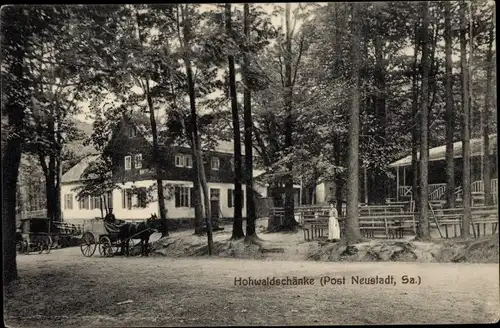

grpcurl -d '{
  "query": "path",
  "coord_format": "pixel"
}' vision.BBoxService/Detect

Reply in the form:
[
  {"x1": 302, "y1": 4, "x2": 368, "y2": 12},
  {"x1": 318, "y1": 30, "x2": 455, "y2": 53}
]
[{"x1": 4, "y1": 247, "x2": 499, "y2": 327}]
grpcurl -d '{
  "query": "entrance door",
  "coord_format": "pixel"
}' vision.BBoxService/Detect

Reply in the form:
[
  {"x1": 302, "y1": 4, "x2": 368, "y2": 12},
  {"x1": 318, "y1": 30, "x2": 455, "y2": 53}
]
[{"x1": 210, "y1": 189, "x2": 220, "y2": 226}]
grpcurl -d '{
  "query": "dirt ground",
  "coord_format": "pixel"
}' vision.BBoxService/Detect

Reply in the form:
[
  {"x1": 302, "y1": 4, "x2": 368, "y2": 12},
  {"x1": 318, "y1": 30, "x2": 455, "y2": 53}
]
[
  {"x1": 4, "y1": 244, "x2": 500, "y2": 327},
  {"x1": 5, "y1": 219, "x2": 499, "y2": 326},
  {"x1": 149, "y1": 219, "x2": 499, "y2": 264}
]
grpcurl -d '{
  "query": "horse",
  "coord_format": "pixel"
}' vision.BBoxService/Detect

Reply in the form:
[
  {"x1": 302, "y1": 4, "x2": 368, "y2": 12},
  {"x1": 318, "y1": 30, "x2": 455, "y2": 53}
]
[{"x1": 118, "y1": 213, "x2": 163, "y2": 257}]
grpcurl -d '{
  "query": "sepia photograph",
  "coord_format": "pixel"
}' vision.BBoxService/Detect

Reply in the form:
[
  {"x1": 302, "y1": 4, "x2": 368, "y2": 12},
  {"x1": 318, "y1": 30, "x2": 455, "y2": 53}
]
[{"x1": 2, "y1": 2, "x2": 498, "y2": 326}]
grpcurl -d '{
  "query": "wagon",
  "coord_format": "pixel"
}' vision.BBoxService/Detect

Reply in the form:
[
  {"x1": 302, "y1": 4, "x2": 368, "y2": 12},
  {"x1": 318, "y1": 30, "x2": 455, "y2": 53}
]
[
  {"x1": 79, "y1": 218, "x2": 139, "y2": 257},
  {"x1": 16, "y1": 217, "x2": 53, "y2": 255}
]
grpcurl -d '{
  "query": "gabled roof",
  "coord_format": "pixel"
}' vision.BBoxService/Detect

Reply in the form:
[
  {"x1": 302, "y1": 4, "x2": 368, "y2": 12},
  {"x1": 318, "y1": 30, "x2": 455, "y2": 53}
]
[
  {"x1": 389, "y1": 134, "x2": 497, "y2": 168},
  {"x1": 122, "y1": 112, "x2": 245, "y2": 155},
  {"x1": 61, "y1": 154, "x2": 101, "y2": 184},
  {"x1": 61, "y1": 154, "x2": 265, "y2": 184}
]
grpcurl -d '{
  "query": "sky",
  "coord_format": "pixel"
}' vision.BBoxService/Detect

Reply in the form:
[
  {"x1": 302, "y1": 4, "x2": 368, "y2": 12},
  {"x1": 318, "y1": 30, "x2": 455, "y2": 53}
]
[
  {"x1": 75, "y1": 3, "x2": 306, "y2": 123},
  {"x1": 74, "y1": 2, "x2": 493, "y2": 123}
]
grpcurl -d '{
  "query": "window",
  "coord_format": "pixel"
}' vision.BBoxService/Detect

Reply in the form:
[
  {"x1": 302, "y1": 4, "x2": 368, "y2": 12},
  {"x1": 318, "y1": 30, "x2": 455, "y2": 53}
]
[
  {"x1": 211, "y1": 157, "x2": 220, "y2": 170},
  {"x1": 128, "y1": 126, "x2": 137, "y2": 137},
  {"x1": 124, "y1": 156, "x2": 132, "y2": 170},
  {"x1": 79, "y1": 196, "x2": 90, "y2": 210},
  {"x1": 175, "y1": 154, "x2": 192, "y2": 168},
  {"x1": 90, "y1": 196, "x2": 101, "y2": 210},
  {"x1": 175, "y1": 186, "x2": 190, "y2": 207},
  {"x1": 185, "y1": 155, "x2": 193, "y2": 168},
  {"x1": 134, "y1": 154, "x2": 142, "y2": 169},
  {"x1": 64, "y1": 194, "x2": 73, "y2": 210},
  {"x1": 122, "y1": 188, "x2": 147, "y2": 210},
  {"x1": 175, "y1": 154, "x2": 183, "y2": 167},
  {"x1": 227, "y1": 189, "x2": 244, "y2": 208},
  {"x1": 137, "y1": 188, "x2": 148, "y2": 208}
]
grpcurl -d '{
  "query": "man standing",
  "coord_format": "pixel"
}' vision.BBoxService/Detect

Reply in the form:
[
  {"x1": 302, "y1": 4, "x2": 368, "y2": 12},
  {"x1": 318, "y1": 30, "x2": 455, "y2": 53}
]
[{"x1": 104, "y1": 208, "x2": 116, "y2": 224}]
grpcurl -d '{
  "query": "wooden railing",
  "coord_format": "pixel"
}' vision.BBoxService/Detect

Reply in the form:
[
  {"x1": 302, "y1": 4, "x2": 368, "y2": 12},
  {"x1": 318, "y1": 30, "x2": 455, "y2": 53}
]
[
  {"x1": 398, "y1": 186, "x2": 412, "y2": 197},
  {"x1": 429, "y1": 185, "x2": 446, "y2": 200}
]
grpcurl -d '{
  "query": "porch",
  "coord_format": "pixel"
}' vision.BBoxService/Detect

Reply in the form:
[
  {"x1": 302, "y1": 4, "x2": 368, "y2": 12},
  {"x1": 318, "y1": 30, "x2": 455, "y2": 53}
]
[{"x1": 397, "y1": 179, "x2": 498, "y2": 204}]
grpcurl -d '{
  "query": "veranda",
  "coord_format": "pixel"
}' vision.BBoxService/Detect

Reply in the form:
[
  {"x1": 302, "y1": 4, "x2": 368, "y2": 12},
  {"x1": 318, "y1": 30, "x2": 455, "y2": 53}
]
[{"x1": 390, "y1": 135, "x2": 498, "y2": 206}]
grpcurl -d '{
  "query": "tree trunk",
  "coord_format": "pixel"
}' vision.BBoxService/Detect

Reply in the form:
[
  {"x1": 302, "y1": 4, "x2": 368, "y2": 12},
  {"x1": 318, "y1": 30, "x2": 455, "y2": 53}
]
[
  {"x1": 133, "y1": 8, "x2": 169, "y2": 238},
  {"x1": 334, "y1": 134, "x2": 344, "y2": 216},
  {"x1": 427, "y1": 14, "x2": 439, "y2": 146},
  {"x1": 482, "y1": 14, "x2": 493, "y2": 206},
  {"x1": 2, "y1": 72, "x2": 26, "y2": 285},
  {"x1": 345, "y1": 2, "x2": 363, "y2": 243},
  {"x1": 226, "y1": 3, "x2": 244, "y2": 240},
  {"x1": 195, "y1": 135, "x2": 212, "y2": 238},
  {"x1": 180, "y1": 4, "x2": 212, "y2": 251},
  {"x1": 460, "y1": 0, "x2": 471, "y2": 237},
  {"x1": 417, "y1": 1, "x2": 431, "y2": 240},
  {"x1": 282, "y1": 3, "x2": 297, "y2": 231},
  {"x1": 411, "y1": 21, "x2": 420, "y2": 211},
  {"x1": 444, "y1": 1, "x2": 455, "y2": 209},
  {"x1": 191, "y1": 152, "x2": 204, "y2": 235},
  {"x1": 100, "y1": 195, "x2": 104, "y2": 219},
  {"x1": 243, "y1": 3, "x2": 258, "y2": 240},
  {"x1": 54, "y1": 149, "x2": 62, "y2": 222},
  {"x1": 145, "y1": 80, "x2": 169, "y2": 238},
  {"x1": 2, "y1": 123, "x2": 23, "y2": 284},
  {"x1": 372, "y1": 26, "x2": 386, "y2": 204}
]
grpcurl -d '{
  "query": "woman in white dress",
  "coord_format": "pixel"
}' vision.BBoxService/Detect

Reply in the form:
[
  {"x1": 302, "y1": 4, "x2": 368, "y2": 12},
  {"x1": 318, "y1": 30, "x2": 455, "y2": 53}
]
[{"x1": 328, "y1": 203, "x2": 340, "y2": 242}]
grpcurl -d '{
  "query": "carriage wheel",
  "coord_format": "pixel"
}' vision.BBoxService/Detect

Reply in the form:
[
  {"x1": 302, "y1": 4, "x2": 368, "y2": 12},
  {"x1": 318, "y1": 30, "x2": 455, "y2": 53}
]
[
  {"x1": 99, "y1": 236, "x2": 114, "y2": 257},
  {"x1": 124, "y1": 239, "x2": 136, "y2": 257},
  {"x1": 80, "y1": 232, "x2": 97, "y2": 257}
]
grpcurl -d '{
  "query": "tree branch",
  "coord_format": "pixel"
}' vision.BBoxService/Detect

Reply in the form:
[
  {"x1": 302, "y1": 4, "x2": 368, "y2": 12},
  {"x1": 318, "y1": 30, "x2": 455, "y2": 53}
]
[{"x1": 292, "y1": 32, "x2": 305, "y2": 86}]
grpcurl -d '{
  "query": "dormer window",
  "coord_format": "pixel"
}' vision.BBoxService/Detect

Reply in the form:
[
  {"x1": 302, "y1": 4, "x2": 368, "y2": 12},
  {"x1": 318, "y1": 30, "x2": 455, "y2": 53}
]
[
  {"x1": 211, "y1": 157, "x2": 220, "y2": 171},
  {"x1": 185, "y1": 155, "x2": 193, "y2": 168},
  {"x1": 134, "y1": 154, "x2": 142, "y2": 169},
  {"x1": 175, "y1": 154, "x2": 183, "y2": 167},
  {"x1": 124, "y1": 156, "x2": 132, "y2": 170},
  {"x1": 175, "y1": 154, "x2": 192, "y2": 168},
  {"x1": 128, "y1": 126, "x2": 137, "y2": 138}
]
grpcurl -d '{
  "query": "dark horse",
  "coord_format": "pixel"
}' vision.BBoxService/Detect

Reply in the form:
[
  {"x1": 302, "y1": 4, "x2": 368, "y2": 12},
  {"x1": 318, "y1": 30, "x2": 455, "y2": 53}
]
[{"x1": 117, "y1": 213, "x2": 163, "y2": 256}]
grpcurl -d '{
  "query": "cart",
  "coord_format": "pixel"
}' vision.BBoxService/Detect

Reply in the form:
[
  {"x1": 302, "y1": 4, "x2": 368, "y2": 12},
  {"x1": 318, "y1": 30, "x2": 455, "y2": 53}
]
[
  {"x1": 79, "y1": 218, "x2": 140, "y2": 257},
  {"x1": 16, "y1": 217, "x2": 53, "y2": 255}
]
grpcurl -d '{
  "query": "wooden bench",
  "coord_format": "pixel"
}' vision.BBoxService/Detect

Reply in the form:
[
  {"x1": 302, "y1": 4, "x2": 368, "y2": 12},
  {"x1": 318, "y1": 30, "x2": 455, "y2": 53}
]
[
  {"x1": 432, "y1": 206, "x2": 498, "y2": 238},
  {"x1": 357, "y1": 214, "x2": 416, "y2": 239},
  {"x1": 359, "y1": 205, "x2": 406, "y2": 216},
  {"x1": 302, "y1": 215, "x2": 329, "y2": 241}
]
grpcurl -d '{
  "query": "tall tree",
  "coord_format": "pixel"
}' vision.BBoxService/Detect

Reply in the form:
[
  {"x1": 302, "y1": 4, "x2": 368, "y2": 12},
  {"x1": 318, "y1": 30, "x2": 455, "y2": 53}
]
[
  {"x1": 411, "y1": 18, "x2": 421, "y2": 212},
  {"x1": 243, "y1": 3, "x2": 258, "y2": 240},
  {"x1": 417, "y1": 1, "x2": 431, "y2": 240},
  {"x1": 460, "y1": 0, "x2": 471, "y2": 237},
  {"x1": 226, "y1": 3, "x2": 244, "y2": 240},
  {"x1": 482, "y1": 8, "x2": 494, "y2": 206},
  {"x1": 444, "y1": 1, "x2": 455, "y2": 208},
  {"x1": 282, "y1": 3, "x2": 297, "y2": 231},
  {"x1": 134, "y1": 8, "x2": 169, "y2": 237},
  {"x1": 345, "y1": 2, "x2": 363, "y2": 243},
  {"x1": 177, "y1": 4, "x2": 213, "y2": 253},
  {"x1": 1, "y1": 6, "x2": 31, "y2": 284}
]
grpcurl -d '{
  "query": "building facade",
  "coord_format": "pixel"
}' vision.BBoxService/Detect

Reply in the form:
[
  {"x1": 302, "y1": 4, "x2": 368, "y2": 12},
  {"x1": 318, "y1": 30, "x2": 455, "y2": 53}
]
[{"x1": 60, "y1": 115, "x2": 269, "y2": 225}]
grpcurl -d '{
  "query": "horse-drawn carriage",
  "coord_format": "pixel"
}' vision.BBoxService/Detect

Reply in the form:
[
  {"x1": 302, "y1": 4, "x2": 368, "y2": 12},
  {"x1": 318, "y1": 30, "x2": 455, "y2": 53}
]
[
  {"x1": 79, "y1": 214, "x2": 162, "y2": 257},
  {"x1": 16, "y1": 217, "x2": 53, "y2": 255}
]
